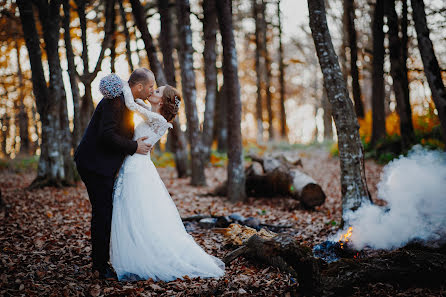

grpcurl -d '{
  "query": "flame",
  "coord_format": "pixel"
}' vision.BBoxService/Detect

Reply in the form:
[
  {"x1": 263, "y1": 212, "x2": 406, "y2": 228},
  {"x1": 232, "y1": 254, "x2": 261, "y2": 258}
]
[{"x1": 338, "y1": 226, "x2": 353, "y2": 249}]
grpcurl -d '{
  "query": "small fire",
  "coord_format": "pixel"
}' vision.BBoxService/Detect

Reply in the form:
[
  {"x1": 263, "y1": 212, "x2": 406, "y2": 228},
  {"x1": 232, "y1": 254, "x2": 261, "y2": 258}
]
[{"x1": 338, "y1": 226, "x2": 353, "y2": 249}]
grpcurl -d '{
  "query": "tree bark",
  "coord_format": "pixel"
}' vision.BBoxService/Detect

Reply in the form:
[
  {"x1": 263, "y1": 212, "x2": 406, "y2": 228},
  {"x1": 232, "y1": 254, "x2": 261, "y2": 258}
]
[
  {"x1": 15, "y1": 41, "x2": 31, "y2": 155},
  {"x1": 253, "y1": 0, "x2": 264, "y2": 143},
  {"x1": 18, "y1": 0, "x2": 74, "y2": 187},
  {"x1": 261, "y1": 0, "x2": 274, "y2": 141},
  {"x1": 322, "y1": 88, "x2": 333, "y2": 140},
  {"x1": 110, "y1": 1, "x2": 117, "y2": 73},
  {"x1": 216, "y1": 84, "x2": 228, "y2": 153},
  {"x1": 345, "y1": 0, "x2": 365, "y2": 118},
  {"x1": 130, "y1": 0, "x2": 167, "y2": 85},
  {"x1": 411, "y1": 0, "x2": 446, "y2": 144},
  {"x1": 308, "y1": 0, "x2": 371, "y2": 217},
  {"x1": 176, "y1": 0, "x2": 207, "y2": 186},
  {"x1": 158, "y1": 0, "x2": 176, "y2": 86},
  {"x1": 277, "y1": 0, "x2": 287, "y2": 140},
  {"x1": 216, "y1": 0, "x2": 246, "y2": 202},
  {"x1": 202, "y1": 0, "x2": 218, "y2": 163},
  {"x1": 118, "y1": 0, "x2": 134, "y2": 73},
  {"x1": 62, "y1": 0, "x2": 82, "y2": 150},
  {"x1": 385, "y1": 0, "x2": 414, "y2": 149},
  {"x1": 370, "y1": 0, "x2": 386, "y2": 146}
]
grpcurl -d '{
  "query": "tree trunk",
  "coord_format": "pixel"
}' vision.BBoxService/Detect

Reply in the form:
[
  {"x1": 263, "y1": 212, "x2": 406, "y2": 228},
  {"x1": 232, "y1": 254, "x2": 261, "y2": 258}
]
[
  {"x1": 36, "y1": 0, "x2": 75, "y2": 185},
  {"x1": 216, "y1": 84, "x2": 228, "y2": 153},
  {"x1": 345, "y1": 0, "x2": 365, "y2": 118},
  {"x1": 18, "y1": 0, "x2": 72, "y2": 187},
  {"x1": 216, "y1": 0, "x2": 246, "y2": 202},
  {"x1": 176, "y1": 0, "x2": 207, "y2": 186},
  {"x1": 158, "y1": 0, "x2": 176, "y2": 86},
  {"x1": 253, "y1": 0, "x2": 264, "y2": 144},
  {"x1": 157, "y1": 0, "x2": 189, "y2": 178},
  {"x1": 322, "y1": 88, "x2": 333, "y2": 140},
  {"x1": 118, "y1": 0, "x2": 134, "y2": 73},
  {"x1": 15, "y1": 41, "x2": 31, "y2": 155},
  {"x1": 110, "y1": 1, "x2": 117, "y2": 73},
  {"x1": 370, "y1": 0, "x2": 386, "y2": 146},
  {"x1": 385, "y1": 0, "x2": 414, "y2": 149},
  {"x1": 76, "y1": 0, "x2": 114, "y2": 133},
  {"x1": 202, "y1": 0, "x2": 218, "y2": 163},
  {"x1": 130, "y1": 0, "x2": 167, "y2": 85},
  {"x1": 308, "y1": 0, "x2": 371, "y2": 217},
  {"x1": 261, "y1": 0, "x2": 274, "y2": 141},
  {"x1": 277, "y1": 0, "x2": 287, "y2": 140},
  {"x1": 411, "y1": 0, "x2": 446, "y2": 144},
  {"x1": 62, "y1": 0, "x2": 82, "y2": 150}
]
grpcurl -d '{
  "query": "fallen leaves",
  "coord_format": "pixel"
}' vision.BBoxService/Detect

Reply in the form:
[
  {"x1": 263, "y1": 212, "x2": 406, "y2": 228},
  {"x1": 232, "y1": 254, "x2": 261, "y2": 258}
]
[{"x1": 0, "y1": 149, "x2": 437, "y2": 296}]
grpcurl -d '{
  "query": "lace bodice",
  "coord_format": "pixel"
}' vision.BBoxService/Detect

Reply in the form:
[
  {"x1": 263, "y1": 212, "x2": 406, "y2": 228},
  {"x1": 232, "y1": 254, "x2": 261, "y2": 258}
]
[{"x1": 122, "y1": 83, "x2": 172, "y2": 146}]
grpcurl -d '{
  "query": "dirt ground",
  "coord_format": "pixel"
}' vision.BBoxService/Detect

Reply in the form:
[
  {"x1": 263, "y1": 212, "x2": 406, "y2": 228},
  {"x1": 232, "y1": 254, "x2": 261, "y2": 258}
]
[{"x1": 1, "y1": 150, "x2": 444, "y2": 296}]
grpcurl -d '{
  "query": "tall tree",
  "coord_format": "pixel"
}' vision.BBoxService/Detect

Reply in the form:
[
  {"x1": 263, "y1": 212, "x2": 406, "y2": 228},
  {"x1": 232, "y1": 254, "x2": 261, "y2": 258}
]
[
  {"x1": 62, "y1": 0, "x2": 82, "y2": 149},
  {"x1": 253, "y1": 0, "x2": 264, "y2": 143},
  {"x1": 118, "y1": 0, "x2": 134, "y2": 73},
  {"x1": 157, "y1": 0, "x2": 189, "y2": 178},
  {"x1": 130, "y1": 0, "x2": 167, "y2": 84},
  {"x1": 176, "y1": 0, "x2": 207, "y2": 186},
  {"x1": 216, "y1": 0, "x2": 246, "y2": 202},
  {"x1": 15, "y1": 41, "x2": 30, "y2": 155},
  {"x1": 76, "y1": 0, "x2": 115, "y2": 133},
  {"x1": 411, "y1": 0, "x2": 446, "y2": 144},
  {"x1": 261, "y1": 0, "x2": 274, "y2": 140},
  {"x1": 308, "y1": 0, "x2": 371, "y2": 217},
  {"x1": 345, "y1": 0, "x2": 365, "y2": 118},
  {"x1": 385, "y1": 0, "x2": 414, "y2": 148},
  {"x1": 158, "y1": 0, "x2": 176, "y2": 87},
  {"x1": 370, "y1": 0, "x2": 386, "y2": 146},
  {"x1": 202, "y1": 0, "x2": 218, "y2": 163},
  {"x1": 110, "y1": 1, "x2": 117, "y2": 73},
  {"x1": 277, "y1": 0, "x2": 287, "y2": 140},
  {"x1": 18, "y1": 0, "x2": 75, "y2": 187}
]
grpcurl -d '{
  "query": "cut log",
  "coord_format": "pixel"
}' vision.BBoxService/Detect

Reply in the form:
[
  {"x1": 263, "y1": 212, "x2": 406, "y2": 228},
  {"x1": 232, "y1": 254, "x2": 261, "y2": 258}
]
[
  {"x1": 210, "y1": 154, "x2": 326, "y2": 209},
  {"x1": 223, "y1": 233, "x2": 446, "y2": 296},
  {"x1": 223, "y1": 234, "x2": 322, "y2": 295}
]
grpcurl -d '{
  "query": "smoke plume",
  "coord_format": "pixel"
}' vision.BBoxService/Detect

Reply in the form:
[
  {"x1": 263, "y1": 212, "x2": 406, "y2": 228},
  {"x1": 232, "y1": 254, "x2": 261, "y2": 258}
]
[{"x1": 335, "y1": 145, "x2": 446, "y2": 250}]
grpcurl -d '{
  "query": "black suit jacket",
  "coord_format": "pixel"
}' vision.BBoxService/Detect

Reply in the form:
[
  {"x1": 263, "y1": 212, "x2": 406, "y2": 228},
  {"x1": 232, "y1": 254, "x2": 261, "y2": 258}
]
[{"x1": 74, "y1": 94, "x2": 138, "y2": 177}]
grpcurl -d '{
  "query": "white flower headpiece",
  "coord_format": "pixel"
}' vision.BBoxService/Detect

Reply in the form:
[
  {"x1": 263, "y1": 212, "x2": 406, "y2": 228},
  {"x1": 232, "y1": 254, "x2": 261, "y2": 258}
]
[{"x1": 99, "y1": 74, "x2": 124, "y2": 99}]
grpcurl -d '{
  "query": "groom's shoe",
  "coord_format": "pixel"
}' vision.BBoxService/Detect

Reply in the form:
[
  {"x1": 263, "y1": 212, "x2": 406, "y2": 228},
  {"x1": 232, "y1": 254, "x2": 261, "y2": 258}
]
[{"x1": 93, "y1": 264, "x2": 118, "y2": 280}]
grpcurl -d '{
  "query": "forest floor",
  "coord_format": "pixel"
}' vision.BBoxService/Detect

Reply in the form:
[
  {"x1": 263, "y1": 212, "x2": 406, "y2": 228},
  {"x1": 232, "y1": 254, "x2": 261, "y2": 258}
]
[{"x1": 0, "y1": 148, "x2": 444, "y2": 296}]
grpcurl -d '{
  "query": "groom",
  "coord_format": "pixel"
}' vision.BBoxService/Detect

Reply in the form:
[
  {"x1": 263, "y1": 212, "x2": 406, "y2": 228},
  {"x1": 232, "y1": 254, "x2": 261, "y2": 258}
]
[{"x1": 74, "y1": 68, "x2": 155, "y2": 278}]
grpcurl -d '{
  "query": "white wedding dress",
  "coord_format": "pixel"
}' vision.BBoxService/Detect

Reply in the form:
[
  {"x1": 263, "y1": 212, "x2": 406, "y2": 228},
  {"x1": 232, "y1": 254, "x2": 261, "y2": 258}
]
[{"x1": 110, "y1": 84, "x2": 225, "y2": 281}]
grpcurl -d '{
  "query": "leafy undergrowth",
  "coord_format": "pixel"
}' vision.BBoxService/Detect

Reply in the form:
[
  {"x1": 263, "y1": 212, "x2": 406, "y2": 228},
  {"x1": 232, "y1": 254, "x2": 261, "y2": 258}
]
[{"x1": 0, "y1": 150, "x2": 442, "y2": 296}]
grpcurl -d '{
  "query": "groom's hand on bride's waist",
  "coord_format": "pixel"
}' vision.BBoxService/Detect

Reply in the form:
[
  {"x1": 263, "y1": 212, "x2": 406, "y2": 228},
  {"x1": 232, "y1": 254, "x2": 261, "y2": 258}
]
[{"x1": 136, "y1": 136, "x2": 151, "y2": 155}]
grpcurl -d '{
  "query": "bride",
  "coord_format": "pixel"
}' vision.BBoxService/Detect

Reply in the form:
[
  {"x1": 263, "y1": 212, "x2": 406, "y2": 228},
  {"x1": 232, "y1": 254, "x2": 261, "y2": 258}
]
[{"x1": 110, "y1": 80, "x2": 225, "y2": 281}]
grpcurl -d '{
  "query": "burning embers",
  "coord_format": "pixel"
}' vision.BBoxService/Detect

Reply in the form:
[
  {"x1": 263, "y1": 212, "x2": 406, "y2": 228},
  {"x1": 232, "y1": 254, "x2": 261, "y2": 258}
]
[
  {"x1": 338, "y1": 226, "x2": 353, "y2": 249},
  {"x1": 313, "y1": 226, "x2": 363, "y2": 263}
]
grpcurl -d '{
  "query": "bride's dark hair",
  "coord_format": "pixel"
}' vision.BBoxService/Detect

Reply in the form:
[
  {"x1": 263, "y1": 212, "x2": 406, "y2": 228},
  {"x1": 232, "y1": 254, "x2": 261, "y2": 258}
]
[{"x1": 160, "y1": 86, "x2": 181, "y2": 122}]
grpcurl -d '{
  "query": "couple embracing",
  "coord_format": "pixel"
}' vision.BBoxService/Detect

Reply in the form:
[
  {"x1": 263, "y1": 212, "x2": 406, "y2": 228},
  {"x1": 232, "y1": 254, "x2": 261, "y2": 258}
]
[{"x1": 74, "y1": 68, "x2": 225, "y2": 281}]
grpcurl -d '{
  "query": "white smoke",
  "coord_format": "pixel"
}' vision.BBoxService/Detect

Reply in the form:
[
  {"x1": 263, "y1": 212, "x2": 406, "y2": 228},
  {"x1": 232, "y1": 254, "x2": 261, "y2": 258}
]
[{"x1": 335, "y1": 145, "x2": 446, "y2": 250}]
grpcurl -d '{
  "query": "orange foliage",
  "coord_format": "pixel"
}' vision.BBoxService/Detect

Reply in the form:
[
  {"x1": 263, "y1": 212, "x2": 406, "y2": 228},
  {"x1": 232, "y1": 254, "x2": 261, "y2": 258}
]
[{"x1": 359, "y1": 104, "x2": 441, "y2": 144}]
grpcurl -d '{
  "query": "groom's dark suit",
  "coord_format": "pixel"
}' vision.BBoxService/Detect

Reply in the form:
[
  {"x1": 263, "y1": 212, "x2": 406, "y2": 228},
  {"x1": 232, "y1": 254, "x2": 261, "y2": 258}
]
[{"x1": 74, "y1": 94, "x2": 137, "y2": 272}]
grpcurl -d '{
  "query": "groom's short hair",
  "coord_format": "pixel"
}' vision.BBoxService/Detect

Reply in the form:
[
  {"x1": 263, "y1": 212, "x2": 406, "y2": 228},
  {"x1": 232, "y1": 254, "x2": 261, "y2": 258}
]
[{"x1": 128, "y1": 68, "x2": 155, "y2": 86}]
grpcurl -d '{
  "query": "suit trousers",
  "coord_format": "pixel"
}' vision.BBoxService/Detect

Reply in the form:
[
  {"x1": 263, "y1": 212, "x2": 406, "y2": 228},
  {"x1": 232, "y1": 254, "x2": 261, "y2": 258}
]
[{"x1": 76, "y1": 164, "x2": 114, "y2": 271}]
